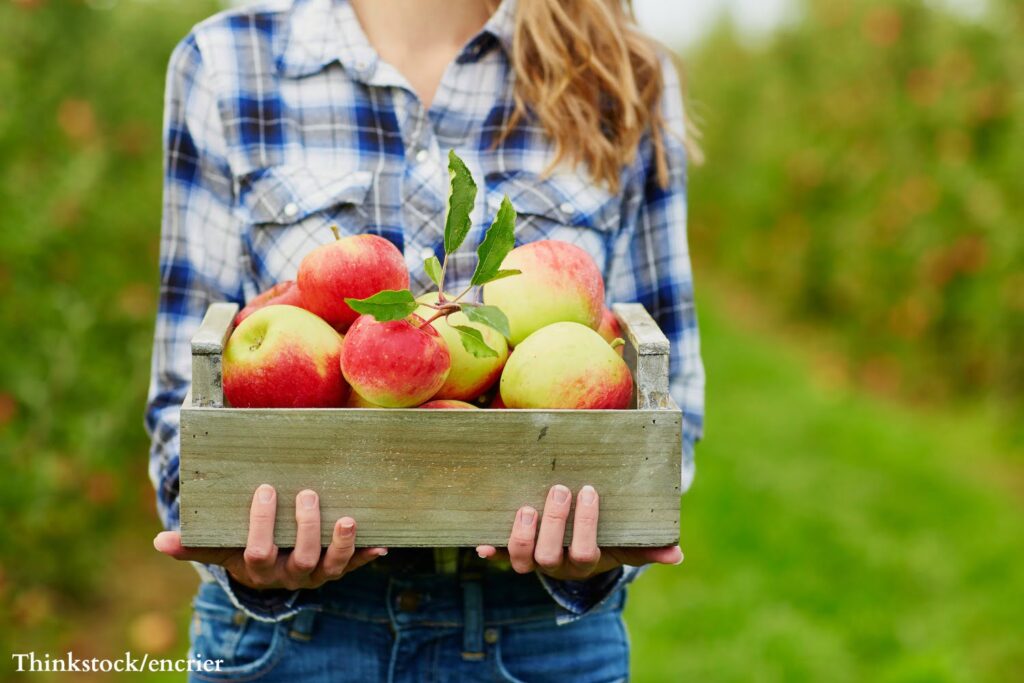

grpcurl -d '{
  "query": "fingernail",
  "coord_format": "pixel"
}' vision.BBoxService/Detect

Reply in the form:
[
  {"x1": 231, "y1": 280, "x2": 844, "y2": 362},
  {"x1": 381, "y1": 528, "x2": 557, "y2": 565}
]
[
  {"x1": 674, "y1": 549, "x2": 685, "y2": 565},
  {"x1": 300, "y1": 490, "x2": 317, "y2": 509},
  {"x1": 337, "y1": 518, "x2": 355, "y2": 533},
  {"x1": 477, "y1": 550, "x2": 487, "y2": 559},
  {"x1": 552, "y1": 485, "x2": 570, "y2": 504},
  {"x1": 580, "y1": 485, "x2": 597, "y2": 505},
  {"x1": 257, "y1": 485, "x2": 274, "y2": 504},
  {"x1": 377, "y1": 548, "x2": 389, "y2": 556},
  {"x1": 520, "y1": 507, "x2": 536, "y2": 526}
]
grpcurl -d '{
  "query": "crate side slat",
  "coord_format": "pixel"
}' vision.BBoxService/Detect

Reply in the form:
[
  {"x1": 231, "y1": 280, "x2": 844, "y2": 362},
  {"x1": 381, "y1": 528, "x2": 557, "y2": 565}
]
[
  {"x1": 612, "y1": 303, "x2": 672, "y2": 410},
  {"x1": 190, "y1": 302, "x2": 238, "y2": 408},
  {"x1": 180, "y1": 408, "x2": 681, "y2": 547}
]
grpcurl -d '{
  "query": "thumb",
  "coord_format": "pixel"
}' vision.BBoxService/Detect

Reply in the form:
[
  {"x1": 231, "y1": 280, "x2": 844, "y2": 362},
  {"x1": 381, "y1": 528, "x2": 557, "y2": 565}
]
[
  {"x1": 614, "y1": 545, "x2": 683, "y2": 567},
  {"x1": 153, "y1": 531, "x2": 235, "y2": 565}
]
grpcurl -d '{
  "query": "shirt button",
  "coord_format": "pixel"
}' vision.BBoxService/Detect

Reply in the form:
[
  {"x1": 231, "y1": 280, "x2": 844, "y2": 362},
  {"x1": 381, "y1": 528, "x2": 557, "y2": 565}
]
[
  {"x1": 283, "y1": 202, "x2": 299, "y2": 218},
  {"x1": 415, "y1": 148, "x2": 430, "y2": 164},
  {"x1": 559, "y1": 202, "x2": 574, "y2": 216},
  {"x1": 419, "y1": 247, "x2": 435, "y2": 260},
  {"x1": 354, "y1": 59, "x2": 368, "y2": 72},
  {"x1": 484, "y1": 628, "x2": 499, "y2": 644}
]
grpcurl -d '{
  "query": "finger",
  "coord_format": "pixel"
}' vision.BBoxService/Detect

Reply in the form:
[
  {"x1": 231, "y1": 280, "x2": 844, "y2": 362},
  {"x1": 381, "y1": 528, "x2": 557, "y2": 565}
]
[
  {"x1": 316, "y1": 517, "x2": 357, "y2": 580},
  {"x1": 613, "y1": 545, "x2": 684, "y2": 567},
  {"x1": 153, "y1": 531, "x2": 235, "y2": 565},
  {"x1": 568, "y1": 485, "x2": 601, "y2": 574},
  {"x1": 476, "y1": 546, "x2": 511, "y2": 562},
  {"x1": 243, "y1": 484, "x2": 279, "y2": 586},
  {"x1": 284, "y1": 490, "x2": 322, "y2": 586},
  {"x1": 475, "y1": 545, "x2": 499, "y2": 559},
  {"x1": 345, "y1": 547, "x2": 389, "y2": 573},
  {"x1": 507, "y1": 506, "x2": 538, "y2": 574},
  {"x1": 534, "y1": 485, "x2": 572, "y2": 572}
]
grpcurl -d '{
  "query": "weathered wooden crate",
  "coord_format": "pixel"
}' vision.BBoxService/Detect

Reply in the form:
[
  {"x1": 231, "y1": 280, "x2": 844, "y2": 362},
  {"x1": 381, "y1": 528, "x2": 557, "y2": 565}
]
[{"x1": 180, "y1": 303, "x2": 682, "y2": 548}]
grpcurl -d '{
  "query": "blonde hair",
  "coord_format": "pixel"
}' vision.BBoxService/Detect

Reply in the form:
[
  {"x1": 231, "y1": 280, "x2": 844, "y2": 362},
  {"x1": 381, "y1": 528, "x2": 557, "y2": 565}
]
[{"x1": 498, "y1": 0, "x2": 700, "y2": 191}]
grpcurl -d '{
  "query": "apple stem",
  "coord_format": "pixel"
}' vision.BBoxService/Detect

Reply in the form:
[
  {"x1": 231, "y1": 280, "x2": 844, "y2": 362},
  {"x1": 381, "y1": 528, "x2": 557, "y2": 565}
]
[
  {"x1": 419, "y1": 303, "x2": 460, "y2": 328},
  {"x1": 451, "y1": 283, "x2": 474, "y2": 303},
  {"x1": 330, "y1": 225, "x2": 341, "y2": 241},
  {"x1": 437, "y1": 255, "x2": 449, "y2": 302}
]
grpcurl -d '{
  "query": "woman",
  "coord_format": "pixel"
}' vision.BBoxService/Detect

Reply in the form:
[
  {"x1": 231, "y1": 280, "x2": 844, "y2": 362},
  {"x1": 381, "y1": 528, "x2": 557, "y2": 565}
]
[{"x1": 148, "y1": 0, "x2": 704, "y2": 680}]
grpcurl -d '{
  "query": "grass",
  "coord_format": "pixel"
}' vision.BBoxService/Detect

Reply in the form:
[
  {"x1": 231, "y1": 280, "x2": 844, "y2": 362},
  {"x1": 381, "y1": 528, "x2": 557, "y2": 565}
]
[
  {"x1": 27, "y1": 280, "x2": 1022, "y2": 683},
  {"x1": 625, "y1": 284, "x2": 1024, "y2": 682}
]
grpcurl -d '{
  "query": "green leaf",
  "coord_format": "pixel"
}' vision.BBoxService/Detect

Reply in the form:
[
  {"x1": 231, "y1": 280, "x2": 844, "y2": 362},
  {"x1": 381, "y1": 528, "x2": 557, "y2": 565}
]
[
  {"x1": 461, "y1": 304, "x2": 512, "y2": 340},
  {"x1": 452, "y1": 324, "x2": 499, "y2": 358},
  {"x1": 471, "y1": 195, "x2": 517, "y2": 286},
  {"x1": 444, "y1": 150, "x2": 477, "y2": 254},
  {"x1": 474, "y1": 268, "x2": 521, "y2": 286},
  {"x1": 345, "y1": 289, "x2": 418, "y2": 322},
  {"x1": 423, "y1": 255, "x2": 442, "y2": 287}
]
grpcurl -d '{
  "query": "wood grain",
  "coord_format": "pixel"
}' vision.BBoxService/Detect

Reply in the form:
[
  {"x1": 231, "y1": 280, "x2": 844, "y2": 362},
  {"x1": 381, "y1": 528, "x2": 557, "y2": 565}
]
[
  {"x1": 180, "y1": 408, "x2": 681, "y2": 547},
  {"x1": 180, "y1": 301, "x2": 683, "y2": 548},
  {"x1": 613, "y1": 303, "x2": 673, "y2": 410},
  {"x1": 190, "y1": 303, "x2": 237, "y2": 408}
]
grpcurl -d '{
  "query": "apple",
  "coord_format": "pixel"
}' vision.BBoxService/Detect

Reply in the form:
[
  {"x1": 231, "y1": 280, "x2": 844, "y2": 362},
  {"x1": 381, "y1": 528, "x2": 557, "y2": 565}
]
[
  {"x1": 596, "y1": 306, "x2": 625, "y2": 357},
  {"x1": 418, "y1": 399, "x2": 478, "y2": 409},
  {"x1": 482, "y1": 239, "x2": 604, "y2": 346},
  {"x1": 223, "y1": 305, "x2": 348, "y2": 408},
  {"x1": 340, "y1": 313, "x2": 451, "y2": 408},
  {"x1": 345, "y1": 390, "x2": 386, "y2": 408},
  {"x1": 414, "y1": 293, "x2": 509, "y2": 401},
  {"x1": 297, "y1": 233, "x2": 410, "y2": 332},
  {"x1": 488, "y1": 393, "x2": 508, "y2": 409},
  {"x1": 500, "y1": 322, "x2": 632, "y2": 409},
  {"x1": 234, "y1": 280, "x2": 304, "y2": 326}
]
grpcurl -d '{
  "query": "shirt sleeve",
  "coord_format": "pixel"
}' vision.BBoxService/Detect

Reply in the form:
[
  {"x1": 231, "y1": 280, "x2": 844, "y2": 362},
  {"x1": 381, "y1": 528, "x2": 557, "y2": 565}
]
[
  {"x1": 607, "y1": 54, "x2": 705, "y2": 491},
  {"x1": 146, "y1": 33, "x2": 297, "y2": 622},
  {"x1": 539, "y1": 55, "x2": 704, "y2": 624}
]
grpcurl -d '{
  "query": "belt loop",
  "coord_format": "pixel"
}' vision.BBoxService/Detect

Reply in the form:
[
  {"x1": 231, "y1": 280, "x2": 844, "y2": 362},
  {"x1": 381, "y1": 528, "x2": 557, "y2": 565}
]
[
  {"x1": 288, "y1": 608, "x2": 317, "y2": 642},
  {"x1": 460, "y1": 554, "x2": 485, "y2": 661}
]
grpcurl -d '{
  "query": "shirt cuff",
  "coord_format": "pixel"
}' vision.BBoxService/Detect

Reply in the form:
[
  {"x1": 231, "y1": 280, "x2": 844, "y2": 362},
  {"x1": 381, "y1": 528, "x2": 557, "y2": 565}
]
[
  {"x1": 536, "y1": 565, "x2": 645, "y2": 625},
  {"x1": 200, "y1": 563, "x2": 305, "y2": 623}
]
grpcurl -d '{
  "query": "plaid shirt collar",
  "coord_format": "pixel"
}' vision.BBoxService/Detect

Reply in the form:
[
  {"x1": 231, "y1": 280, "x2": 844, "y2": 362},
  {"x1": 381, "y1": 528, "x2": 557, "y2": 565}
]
[{"x1": 279, "y1": 0, "x2": 516, "y2": 81}]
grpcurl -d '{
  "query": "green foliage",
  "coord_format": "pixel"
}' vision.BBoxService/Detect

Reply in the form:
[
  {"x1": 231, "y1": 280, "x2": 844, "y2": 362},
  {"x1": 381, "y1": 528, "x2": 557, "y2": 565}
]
[
  {"x1": 471, "y1": 195, "x2": 518, "y2": 286},
  {"x1": 686, "y1": 0, "x2": 1024, "y2": 406},
  {"x1": 345, "y1": 289, "x2": 418, "y2": 321},
  {"x1": 443, "y1": 149, "x2": 477, "y2": 254},
  {"x1": 451, "y1": 325, "x2": 499, "y2": 359},
  {"x1": 461, "y1": 304, "x2": 512, "y2": 340},
  {"x1": 0, "y1": 0, "x2": 220, "y2": 639},
  {"x1": 627, "y1": 290, "x2": 1024, "y2": 682},
  {"x1": 423, "y1": 254, "x2": 443, "y2": 287}
]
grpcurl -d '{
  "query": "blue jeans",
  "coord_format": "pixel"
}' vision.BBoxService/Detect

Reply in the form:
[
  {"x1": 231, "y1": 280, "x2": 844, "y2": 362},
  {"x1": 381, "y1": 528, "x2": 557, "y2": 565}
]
[{"x1": 187, "y1": 564, "x2": 629, "y2": 682}]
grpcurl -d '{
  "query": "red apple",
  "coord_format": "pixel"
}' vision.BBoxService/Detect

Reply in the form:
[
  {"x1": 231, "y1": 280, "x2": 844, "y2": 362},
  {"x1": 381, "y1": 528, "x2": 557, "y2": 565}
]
[
  {"x1": 297, "y1": 233, "x2": 410, "y2": 332},
  {"x1": 414, "y1": 293, "x2": 508, "y2": 401},
  {"x1": 500, "y1": 322, "x2": 632, "y2": 409},
  {"x1": 223, "y1": 305, "x2": 348, "y2": 408},
  {"x1": 483, "y1": 239, "x2": 605, "y2": 346},
  {"x1": 596, "y1": 306, "x2": 625, "y2": 357},
  {"x1": 418, "y1": 399, "x2": 479, "y2": 409},
  {"x1": 339, "y1": 314, "x2": 451, "y2": 408},
  {"x1": 234, "y1": 280, "x2": 303, "y2": 326}
]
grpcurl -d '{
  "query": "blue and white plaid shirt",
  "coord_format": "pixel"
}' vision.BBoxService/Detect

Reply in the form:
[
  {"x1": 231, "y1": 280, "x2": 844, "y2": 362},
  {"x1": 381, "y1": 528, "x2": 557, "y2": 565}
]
[{"x1": 146, "y1": 0, "x2": 704, "y2": 624}]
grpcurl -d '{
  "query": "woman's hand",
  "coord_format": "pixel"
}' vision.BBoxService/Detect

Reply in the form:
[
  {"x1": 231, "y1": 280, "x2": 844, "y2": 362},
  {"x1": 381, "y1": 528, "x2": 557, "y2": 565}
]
[
  {"x1": 153, "y1": 484, "x2": 387, "y2": 590},
  {"x1": 476, "y1": 485, "x2": 682, "y2": 581}
]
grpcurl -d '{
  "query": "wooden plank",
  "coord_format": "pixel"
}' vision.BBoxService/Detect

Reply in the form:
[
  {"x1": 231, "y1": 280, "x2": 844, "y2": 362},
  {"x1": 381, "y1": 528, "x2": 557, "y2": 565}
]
[
  {"x1": 190, "y1": 303, "x2": 238, "y2": 408},
  {"x1": 179, "y1": 407, "x2": 681, "y2": 548},
  {"x1": 613, "y1": 303, "x2": 673, "y2": 410}
]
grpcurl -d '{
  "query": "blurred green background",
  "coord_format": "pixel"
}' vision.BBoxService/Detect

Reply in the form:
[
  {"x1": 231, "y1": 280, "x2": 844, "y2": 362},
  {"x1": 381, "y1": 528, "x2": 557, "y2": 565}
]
[{"x1": 0, "y1": 0, "x2": 1021, "y2": 681}]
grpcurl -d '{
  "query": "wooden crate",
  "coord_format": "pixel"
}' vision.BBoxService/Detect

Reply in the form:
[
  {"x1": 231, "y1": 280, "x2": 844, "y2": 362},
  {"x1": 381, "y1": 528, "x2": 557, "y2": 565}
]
[{"x1": 180, "y1": 303, "x2": 682, "y2": 548}]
